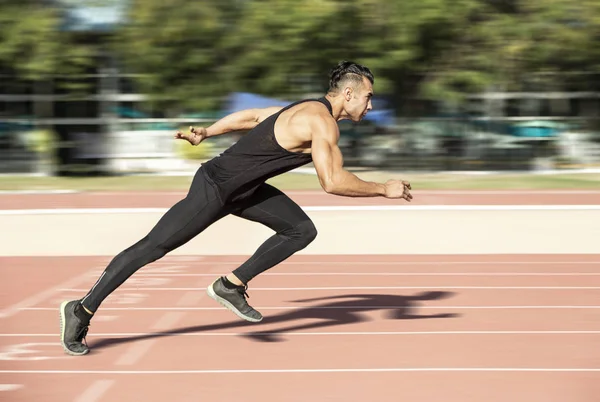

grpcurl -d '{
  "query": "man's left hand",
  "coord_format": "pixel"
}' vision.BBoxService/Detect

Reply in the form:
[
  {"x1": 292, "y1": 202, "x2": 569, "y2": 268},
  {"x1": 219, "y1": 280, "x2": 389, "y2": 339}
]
[{"x1": 174, "y1": 126, "x2": 207, "y2": 146}]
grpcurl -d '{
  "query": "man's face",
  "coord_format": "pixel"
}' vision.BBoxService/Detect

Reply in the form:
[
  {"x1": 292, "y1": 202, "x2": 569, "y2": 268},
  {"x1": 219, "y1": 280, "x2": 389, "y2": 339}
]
[{"x1": 345, "y1": 77, "x2": 373, "y2": 122}]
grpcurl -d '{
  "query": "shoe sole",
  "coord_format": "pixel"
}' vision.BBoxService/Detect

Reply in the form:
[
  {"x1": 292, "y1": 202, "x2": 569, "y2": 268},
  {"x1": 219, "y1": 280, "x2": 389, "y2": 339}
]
[
  {"x1": 207, "y1": 281, "x2": 262, "y2": 323},
  {"x1": 59, "y1": 301, "x2": 89, "y2": 356}
]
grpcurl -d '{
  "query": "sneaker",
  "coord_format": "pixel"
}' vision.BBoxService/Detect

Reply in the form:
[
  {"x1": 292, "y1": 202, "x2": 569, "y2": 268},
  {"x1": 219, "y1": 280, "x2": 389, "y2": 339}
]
[
  {"x1": 207, "y1": 277, "x2": 263, "y2": 322},
  {"x1": 59, "y1": 300, "x2": 91, "y2": 356}
]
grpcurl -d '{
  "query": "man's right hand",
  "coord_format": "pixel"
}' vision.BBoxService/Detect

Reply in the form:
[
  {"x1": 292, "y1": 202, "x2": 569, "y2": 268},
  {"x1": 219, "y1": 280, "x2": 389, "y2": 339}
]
[{"x1": 384, "y1": 180, "x2": 412, "y2": 201}]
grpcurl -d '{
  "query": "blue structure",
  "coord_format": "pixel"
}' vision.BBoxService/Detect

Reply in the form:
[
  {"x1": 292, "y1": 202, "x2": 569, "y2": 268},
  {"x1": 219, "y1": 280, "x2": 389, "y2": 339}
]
[{"x1": 510, "y1": 121, "x2": 563, "y2": 138}]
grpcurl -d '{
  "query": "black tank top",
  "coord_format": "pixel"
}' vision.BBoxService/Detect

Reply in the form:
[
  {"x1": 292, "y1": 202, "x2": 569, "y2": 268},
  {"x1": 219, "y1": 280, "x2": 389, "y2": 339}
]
[{"x1": 202, "y1": 97, "x2": 333, "y2": 203}]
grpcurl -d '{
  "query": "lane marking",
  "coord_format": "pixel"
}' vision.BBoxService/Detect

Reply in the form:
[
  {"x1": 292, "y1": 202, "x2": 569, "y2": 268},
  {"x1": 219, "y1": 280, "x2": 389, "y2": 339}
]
[
  {"x1": 0, "y1": 342, "x2": 68, "y2": 361},
  {"x1": 18, "y1": 305, "x2": 600, "y2": 312},
  {"x1": 3, "y1": 205, "x2": 600, "y2": 215},
  {"x1": 0, "y1": 268, "x2": 97, "y2": 319},
  {"x1": 19, "y1": 189, "x2": 600, "y2": 196},
  {"x1": 135, "y1": 272, "x2": 600, "y2": 276},
  {"x1": 116, "y1": 305, "x2": 187, "y2": 366},
  {"x1": 24, "y1": 260, "x2": 600, "y2": 268},
  {"x1": 0, "y1": 384, "x2": 23, "y2": 391},
  {"x1": 0, "y1": 190, "x2": 77, "y2": 195},
  {"x1": 20, "y1": 189, "x2": 600, "y2": 196},
  {"x1": 113, "y1": 261, "x2": 600, "y2": 266},
  {"x1": 95, "y1": 316, "x2": 118, "y2": 322},
  {"x1": 3, "y1": 330, "x2": 600, "y2": 338},
  {"x1": 176, "y1": 292, "x2": 204, "y2": 306},
  {"x1": 151, "y1": 312, "x2": 187, "y2": 330},
  {"x1": 114, "y1": 342, "x2": 155, "y2": 366},
  {"x1": 1, "y1": 367, "x2": 599, "y2": 374},
  {"x1": 73, "y1": 380, "x2": 115, "y2": 402},
  {"x1": 175, "y1": 278, "x2": 208, "y2": 307},
  {"x1": 59, "y1": 286, "x2": 600, "y2": 291}
]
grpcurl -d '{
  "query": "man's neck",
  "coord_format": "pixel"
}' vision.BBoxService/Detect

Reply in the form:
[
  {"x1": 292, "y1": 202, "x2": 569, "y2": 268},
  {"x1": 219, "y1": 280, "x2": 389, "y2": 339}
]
[{"x1": 324, "y1": 93, "x2": 349, "y2": 121}]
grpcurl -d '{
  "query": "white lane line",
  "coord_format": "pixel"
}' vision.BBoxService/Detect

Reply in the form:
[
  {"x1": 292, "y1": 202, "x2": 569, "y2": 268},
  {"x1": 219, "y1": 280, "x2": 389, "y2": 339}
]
[
  {"x1": 59, "y1": 286, "x2": 600, "y2": 291},
  {"x1": 0, "y1": 384, "x2": 23, "y2": 391},
  {"x1": 114, "y1": 290, "x2": 194, "y2": 366},
  {"x1": 135, "y1": 272, "x2": 600, "y2": 277},
  {"x1": 175, "y1": 279, "x2": 207, "y2": 307},
  {"x1": 31, "y1": 190, "x2": 600, "y2": 196},
  {"x1": 176, "y1": 292, "x2": 204, "y2": 306},
  {"x1": 115, "y1": 312, "x2": 187, "y2": 366},
  {"x1": 0, "y1": 190, "x2": 77, "y2": 195},
  {"x1": 17, "y1": 305, "x2": 600, "y2": 312},
  {"x1": 73, "y1": 380, "x2": 115, "y2": 402},
  {"x1": 0, "y1": 268, "x2": 97, "y2": 319},
  {"x1": 114, "y1": 342, "x2": 155, "y2": 366},
  {"x1": 3, "y1": 205, "x2": 600, "y2": 215},
  {"x1": 123, "y1": 261, "x2": 600, "y2": 265},
  {"x1": 3, "y1": 330, "x2": 600, "y2": 338},
  {"x1": 284, "y1": 189, "x2": 600, "y2": 195},
  {"x1": 1, "y1": 367, "x2": 599, "y2": 374},
  {"x1": 151, "y1": 312, "x2": 187, "y2": 330},
  {"x1": 29, "y1": 190, "x2": 600, "y2": 196}
]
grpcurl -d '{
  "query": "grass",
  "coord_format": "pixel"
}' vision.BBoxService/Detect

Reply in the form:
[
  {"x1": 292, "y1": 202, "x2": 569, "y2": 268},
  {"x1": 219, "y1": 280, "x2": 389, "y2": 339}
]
[{"x1": 1, "y1": 170, "x2": 600, "y2": 191}]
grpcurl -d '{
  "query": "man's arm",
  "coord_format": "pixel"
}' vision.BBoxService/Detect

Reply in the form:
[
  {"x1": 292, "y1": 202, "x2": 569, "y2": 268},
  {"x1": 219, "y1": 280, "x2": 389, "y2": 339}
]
[
  {"x1": 204, "y1": 106, "x2": 283, "y2": 138},
  {"x1": 311, "y1": 118, "x2": 386, "y2": 197},
  {"x1": 311, "y1": 117, "x2": 412, "y2": 200},
  {"x1": 175, "y1": 106, "x2": 282, "y2": 145}
]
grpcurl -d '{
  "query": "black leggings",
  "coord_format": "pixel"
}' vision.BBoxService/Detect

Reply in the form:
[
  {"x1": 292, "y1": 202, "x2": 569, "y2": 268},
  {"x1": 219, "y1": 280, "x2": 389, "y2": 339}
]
[{"x1": 80, "y1": 168, "x2": 317, "y2": 313}]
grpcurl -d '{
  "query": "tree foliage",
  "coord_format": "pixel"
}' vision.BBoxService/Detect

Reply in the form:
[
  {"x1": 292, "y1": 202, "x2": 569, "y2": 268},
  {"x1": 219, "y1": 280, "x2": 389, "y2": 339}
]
[
  {"x1": 0, "y1": 0, "x2": 98, "y2": 93},
  {"x1": 2, "y1": 0, "x2": 599, "y2": 112},
  {"x1": 109, "y1": 0, "x2": 239, "y2": 113}
]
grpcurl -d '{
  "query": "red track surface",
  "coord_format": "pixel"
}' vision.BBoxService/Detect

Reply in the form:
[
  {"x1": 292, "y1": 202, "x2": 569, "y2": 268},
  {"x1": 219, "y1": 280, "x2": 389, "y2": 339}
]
[
  {"x1": 1, "y1": 254, "x2": 599, "y2": 401},
  {"x1": 1, "y1": 191, "x2": 599, "y2": 401},
  {"x1": 1, "y1": 189, "x2": 600, "y2": 209}
]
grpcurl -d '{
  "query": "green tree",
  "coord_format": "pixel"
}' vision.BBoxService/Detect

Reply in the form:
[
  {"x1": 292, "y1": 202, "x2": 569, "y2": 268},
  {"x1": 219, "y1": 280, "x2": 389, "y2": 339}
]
[
  {"x1": 515, "y1": 0, "x2": 600, "y2": 90},
  {"x1": 0, "y1": 0, "x2": 98, "y2": 93},
  {"x1": 221, "y1": 0, "x2": 392, "y2": 97},
  {"x1": 111, "y1": 0, "x2": 240, "y2": 114},
  {"x1": 107, "y1": 0, "x2": 600, "y2": 114},
  {"x1": 377, "y1": 0, "x2": 600, "y2": 108}
]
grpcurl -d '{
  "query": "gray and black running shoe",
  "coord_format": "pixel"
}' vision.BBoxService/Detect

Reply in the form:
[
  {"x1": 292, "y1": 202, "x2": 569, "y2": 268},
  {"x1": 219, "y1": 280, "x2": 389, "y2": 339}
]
[
  {"x1": 207, "y1": 277, "x2": 263, "y2": 322},
  {"x1": 59, "y1": 300, "x2": 90, "y2": 356}
]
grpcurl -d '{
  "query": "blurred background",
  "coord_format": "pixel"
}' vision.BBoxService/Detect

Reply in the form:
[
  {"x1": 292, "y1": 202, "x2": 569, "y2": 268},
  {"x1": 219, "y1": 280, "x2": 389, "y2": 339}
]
[{"x1": 1, "y1": 0, "x2": 599, "y2": 178}]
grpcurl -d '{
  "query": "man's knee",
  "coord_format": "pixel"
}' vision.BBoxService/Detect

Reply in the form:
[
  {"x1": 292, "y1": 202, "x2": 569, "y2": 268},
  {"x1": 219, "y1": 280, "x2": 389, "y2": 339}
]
[{"x1": 290, "y1": 220, "x2": 318, "y2": 248}]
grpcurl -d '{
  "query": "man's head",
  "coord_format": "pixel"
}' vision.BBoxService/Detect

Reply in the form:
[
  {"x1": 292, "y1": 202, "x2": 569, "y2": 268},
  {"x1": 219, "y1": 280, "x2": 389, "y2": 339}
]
[{"x1": 327, "y1": 61, "x2": 374, "y2": 122}]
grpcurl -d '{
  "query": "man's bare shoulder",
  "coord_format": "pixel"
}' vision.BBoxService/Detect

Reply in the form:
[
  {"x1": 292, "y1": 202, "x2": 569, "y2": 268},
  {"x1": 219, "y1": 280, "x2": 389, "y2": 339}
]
[
  {"x1": 299, "y1": 101, "x2": 333, "y2": 118},
  {"x1": 278, "y1": 100, "x2": 338, "y2": 143},
  {"x1": 282, "y1": 100, "x2": 328, "y2": 118},
  {"x1": 301, "y1": 104, "x2": 338, "y2": 141}
]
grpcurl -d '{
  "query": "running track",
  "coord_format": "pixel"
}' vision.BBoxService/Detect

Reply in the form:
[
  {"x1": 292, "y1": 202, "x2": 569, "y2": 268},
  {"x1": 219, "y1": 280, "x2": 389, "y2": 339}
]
[{"x1": 1, "y1": 190, "x2": 599, "y2": 401}]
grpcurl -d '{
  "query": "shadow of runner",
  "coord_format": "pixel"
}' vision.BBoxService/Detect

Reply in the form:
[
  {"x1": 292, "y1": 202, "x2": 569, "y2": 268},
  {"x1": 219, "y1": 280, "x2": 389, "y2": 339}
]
[
  {"x1": 90, "y1": 291, "x2": 458, "y2": 350},
  {"x1": 242, "y1": 291, "x2": 459, "y2": 342}
]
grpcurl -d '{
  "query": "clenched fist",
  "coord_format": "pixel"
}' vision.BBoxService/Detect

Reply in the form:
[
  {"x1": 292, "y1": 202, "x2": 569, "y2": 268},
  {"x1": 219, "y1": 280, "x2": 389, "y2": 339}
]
[{"x1": 384, "y1": 180, "x2": 412, "y2": 201}]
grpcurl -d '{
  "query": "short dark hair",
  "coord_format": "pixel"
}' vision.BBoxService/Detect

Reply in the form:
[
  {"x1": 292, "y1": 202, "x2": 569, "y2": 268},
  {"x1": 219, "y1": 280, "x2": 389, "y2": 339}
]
[{"x1": 328, "y1": 61, "x2": 374, "y2": 92}]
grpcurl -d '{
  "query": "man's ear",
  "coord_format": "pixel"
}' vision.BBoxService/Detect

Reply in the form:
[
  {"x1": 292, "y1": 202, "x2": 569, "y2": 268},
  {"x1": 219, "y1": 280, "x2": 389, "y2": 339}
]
[{"x1": 343, "y1": 86, "x2": 353, "y2": 101}]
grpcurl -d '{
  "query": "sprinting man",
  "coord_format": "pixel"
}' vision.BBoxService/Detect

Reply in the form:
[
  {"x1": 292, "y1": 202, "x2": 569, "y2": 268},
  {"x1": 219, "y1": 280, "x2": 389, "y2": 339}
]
[{"x1": 59, "y1": 60, "x2": 413, "y2": 356}]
